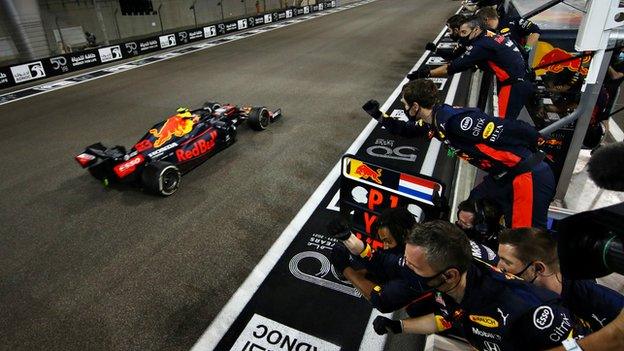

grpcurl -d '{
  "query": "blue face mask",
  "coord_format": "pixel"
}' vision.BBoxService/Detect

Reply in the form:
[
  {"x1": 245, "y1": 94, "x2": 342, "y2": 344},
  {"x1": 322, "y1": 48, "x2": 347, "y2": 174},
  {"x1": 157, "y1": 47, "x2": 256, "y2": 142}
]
[{"x1": 618, "y1": 52, "x2": 624, "y2": 62}]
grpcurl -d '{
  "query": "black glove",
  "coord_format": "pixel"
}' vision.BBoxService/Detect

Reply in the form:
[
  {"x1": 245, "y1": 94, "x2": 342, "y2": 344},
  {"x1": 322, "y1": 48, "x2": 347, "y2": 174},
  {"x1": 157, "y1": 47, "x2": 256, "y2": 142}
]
[
  {"x1": 326, "y1": 217, "x2": 352, "y2": 240},
  {"x1": 407, "y1": 66, "x2": 430, "y2": 81},
  {"x1": 425, "y1": 42, "x2": 437, "y2": 52},
  {"x1": 362, "y1": 99, "x2": 383, "y2": 121},
  {"x1": 373, "y1": 316, "x2": 403, "y2": 335},
  {"x1": 330, "y1": 243, "x2": 352, "y2": 273}
]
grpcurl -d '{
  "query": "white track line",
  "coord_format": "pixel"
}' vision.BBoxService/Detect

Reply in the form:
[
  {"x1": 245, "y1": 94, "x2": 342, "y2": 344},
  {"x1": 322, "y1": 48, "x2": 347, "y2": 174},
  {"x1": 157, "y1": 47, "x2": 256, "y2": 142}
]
[
  {"x1": 0, "y1": 0, "x2": 377, "y2": 107},
  {"x1": 190, "y1": 21, "x2": 454, "y2": 351}
]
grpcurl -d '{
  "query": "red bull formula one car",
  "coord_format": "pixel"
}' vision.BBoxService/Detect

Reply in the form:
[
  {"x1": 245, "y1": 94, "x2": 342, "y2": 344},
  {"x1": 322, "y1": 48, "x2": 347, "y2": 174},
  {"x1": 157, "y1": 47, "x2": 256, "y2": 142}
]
[{"x1": 75, "y1": 102, "x2": 281, "y2": 196}]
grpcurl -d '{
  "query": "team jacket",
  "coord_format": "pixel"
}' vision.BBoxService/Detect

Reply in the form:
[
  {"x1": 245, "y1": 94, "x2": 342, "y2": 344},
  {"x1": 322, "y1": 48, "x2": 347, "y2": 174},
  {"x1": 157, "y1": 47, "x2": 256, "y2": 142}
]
[
  {"x1": 448, "y1": 31, "x2": 527, "y2": 84},
  {"x1": 363, "y1": 241, "x2": 499, "y2": 314},
  {"x1": 382, "y1": 104, "x2": 541, "y2": 176},
  {"x1": 498, "y1": 16, "x2": 541, "y2": 49},
  {"x1": 561, "y1": 278, "x2": 624, "y2": 332},
  {"x1": 432, "y1": 261, "x2": 585, "y2": 351}
]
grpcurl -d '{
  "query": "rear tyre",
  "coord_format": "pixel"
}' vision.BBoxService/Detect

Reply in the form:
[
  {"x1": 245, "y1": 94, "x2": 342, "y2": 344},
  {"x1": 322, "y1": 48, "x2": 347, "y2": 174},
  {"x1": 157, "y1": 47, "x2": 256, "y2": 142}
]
[
  {"x1": 248, "y1": 107, "x2": 270, "y2": 131},
  {"x1": 141, "y1": 161, "x2": 181, "y2": 196}
]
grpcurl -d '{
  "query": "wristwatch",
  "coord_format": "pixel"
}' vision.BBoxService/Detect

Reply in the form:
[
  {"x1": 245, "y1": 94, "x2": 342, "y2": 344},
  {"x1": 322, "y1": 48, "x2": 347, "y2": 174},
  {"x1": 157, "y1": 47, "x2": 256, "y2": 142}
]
[{"x1": 561, "y1": 338, "x2": 583, "y2": 351}]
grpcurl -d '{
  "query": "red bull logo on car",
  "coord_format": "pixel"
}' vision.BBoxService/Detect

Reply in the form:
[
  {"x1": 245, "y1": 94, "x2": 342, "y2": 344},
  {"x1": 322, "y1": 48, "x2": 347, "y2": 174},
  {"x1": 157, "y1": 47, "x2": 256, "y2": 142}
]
[
  {"x1": 149, "y1": 114, "x2": 194, "y2": 148},
  {"x1": 176, "y1": 130, "x2": 217, "y2": 162}
]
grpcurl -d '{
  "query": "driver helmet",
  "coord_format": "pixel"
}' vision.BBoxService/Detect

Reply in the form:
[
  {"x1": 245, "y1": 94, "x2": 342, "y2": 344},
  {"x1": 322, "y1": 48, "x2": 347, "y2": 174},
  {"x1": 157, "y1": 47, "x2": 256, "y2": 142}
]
[{"x1": 176, "y1": 107, "x2": 192, "y2": 118}]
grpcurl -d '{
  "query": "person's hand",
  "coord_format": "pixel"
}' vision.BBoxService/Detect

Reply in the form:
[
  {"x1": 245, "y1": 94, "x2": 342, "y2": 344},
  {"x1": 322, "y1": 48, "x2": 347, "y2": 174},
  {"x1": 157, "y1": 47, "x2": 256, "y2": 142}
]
[
  {"x1": 407, "y1": 67, "x2": 430, "y2": 81},
  {"x1": 326, "y1": 217, "x2": 352, "y2": 240},
  {"x1": 425, "y1": 42, "x2": 437, "y2": 52},
  {"x1": 330, "y1": 243, "x2": 352, "y2": 273},
  {"x1": 362, "y1": 100, "x2": 383, "y2": 120},
  {"x1": 373, "y1": 316, "x2": 403, "y2": 335}
]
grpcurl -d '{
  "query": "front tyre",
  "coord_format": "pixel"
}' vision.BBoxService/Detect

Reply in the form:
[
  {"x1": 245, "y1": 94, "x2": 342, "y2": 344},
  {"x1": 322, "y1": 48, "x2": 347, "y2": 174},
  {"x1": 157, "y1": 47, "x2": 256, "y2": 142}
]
[
  {"x1": 248, "y1": 107, "x2": 270, "y2": 131},
  {"x1": 141, "y1": 161, "x2": 181, "y2": 196}
]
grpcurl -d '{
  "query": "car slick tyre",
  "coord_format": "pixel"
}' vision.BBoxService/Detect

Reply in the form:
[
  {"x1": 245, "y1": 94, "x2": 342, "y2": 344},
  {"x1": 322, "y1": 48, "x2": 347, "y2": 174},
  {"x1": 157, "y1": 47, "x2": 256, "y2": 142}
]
[
  {"x1": 142, "y1": 161, "x2": 181, "y2": 196},
  {"x1": 248, "y1": 107, "x2": 270, "y2": 131}
]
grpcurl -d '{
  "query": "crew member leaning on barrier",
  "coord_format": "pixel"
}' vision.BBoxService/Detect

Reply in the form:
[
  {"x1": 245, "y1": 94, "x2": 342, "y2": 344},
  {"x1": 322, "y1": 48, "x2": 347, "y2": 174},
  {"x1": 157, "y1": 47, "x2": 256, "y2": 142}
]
[
  {"x1": 425, "y1": 14, "x2": 469, "y2": 62},
  {"x1": 409, "y1": 16, "x2": 532, "y2": 120},
  {"x1": 497, "y1": 227, "x2": 624, "y2": 333},
  {"x1": 328, "y1": 208, "x2": 498, "y2": 314},
  {"x1": 365, "y1": 79, "x2": 555, "y2": 228},
  {"x1": 477, "y1": 7, "x2": 541, "y2": 63},
  {"x1": 372, "y1": 221, "x2": 587, "y2": 351}
]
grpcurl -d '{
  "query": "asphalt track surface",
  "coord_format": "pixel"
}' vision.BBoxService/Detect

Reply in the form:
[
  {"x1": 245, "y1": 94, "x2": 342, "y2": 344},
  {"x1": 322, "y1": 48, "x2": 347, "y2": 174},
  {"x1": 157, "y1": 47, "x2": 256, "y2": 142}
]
[{"x1": 0, "y1": 1, "x2": 458, "y2": 350}]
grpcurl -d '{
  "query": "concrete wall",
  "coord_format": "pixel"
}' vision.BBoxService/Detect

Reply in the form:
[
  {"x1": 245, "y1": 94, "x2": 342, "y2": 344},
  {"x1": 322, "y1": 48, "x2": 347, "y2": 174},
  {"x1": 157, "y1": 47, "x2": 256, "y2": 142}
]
[{"x1": 0, "y1": 0, "x2": 325, "y2": 63}]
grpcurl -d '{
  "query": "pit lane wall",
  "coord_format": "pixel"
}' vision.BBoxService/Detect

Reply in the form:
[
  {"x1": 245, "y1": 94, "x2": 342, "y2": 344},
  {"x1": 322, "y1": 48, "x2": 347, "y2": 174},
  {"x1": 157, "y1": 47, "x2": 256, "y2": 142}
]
[{"x1": 0, "y1": 1, "x2": 337, "y2": 90}]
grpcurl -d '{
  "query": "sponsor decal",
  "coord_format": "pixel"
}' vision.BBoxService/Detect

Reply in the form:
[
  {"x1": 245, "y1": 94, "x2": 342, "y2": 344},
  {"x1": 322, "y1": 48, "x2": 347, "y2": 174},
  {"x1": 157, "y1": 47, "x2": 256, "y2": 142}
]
[
  {"x1": 349, "y1": 159, "x2": 382, "y2": 184},
  {"x1": 248, "y1": 17, "x2": 255, "y2": 27},
  {"x1": 113, "y1": 154, "x2": 145, "y2": 178},
  {"x1": 484, "y1": 341, "x2": 501, "y2": 351},
  {"x1": 304, "y1": 6, "x2": 310, "y2": 14},
  {"x1": 50, "y1": 56, "x2": 68, "y2": 72},
  {"x1": 500, "y1": 27, "x2": 510, "y2": 34},
  {"x1": 146, "y1": 142, "x2": 178, "y2": 157},
  {"x1": 435, "y1": 292, "x2": 446, "y2": 307},
  {"x1": 497, "y1": 308, "x2": 509, "y2": 326},
  {"x1": 469, "y1": 315, "x2": 499, "y2": 328},
  {"x1": 98, "y1": 45, "x2": 122, "y2": 63},
  {"x1": 592, "y1": 314, "x2": 607, "y2": 327},
  {"x1": 472, "y1": 327, "x2": 502, "y2": 341},
  {"x1": 10, "y1": 62, "x2": 46, "y2": 83},
  {"x1": 159, "y1": 34, "x2": 176, "y2": 48},
  {"x1": 178, "y1": 31, "x2": 189, "y2": 43},
  {"x1": 0, "y1": 72, "x2": 8, "y2": 84},
  {"x1": 482, "y1": 122, "x2": 495, "y2": 139},
  {"x1": 488, "y1": 125, "x2": 503, "y2": 142},
  {"x1": 286, "y1": 9, "x2": 293, "y2": 18},
  {"x1": 125, "y1": 42, "x2": 138, "y2": 54},
  {"x1": 237, "y1": 19, "x2": 248, "y2": 30},
  {"x1": 277, "y1": 12, "x2": 286, "y2": 20},
  {"x1": 203, "y1": 25, "x2": 217, "y2": 38},
  {"x1": 289, "y1": 250, "x2": 360, "y2": 297},
  {"x1": 471, "y1": 117, "x2": 485, "y2": 136},
  {"x1": 533, "y1": 306, "x2": 554, "y2": 330},
  {"x1": 231, "y1": 314, "x2": 341, "y2": 351},
  {"x1": 149, "y1": 115, "x2": 195, "y2": 148},
  {"x1": 426, "y1": 56, "x2": 446, "y2": 65},
  {"x1": 319, "y1": 3, "x2": 324, "y2": 10},
  {"x1": 366, "y1": 140, "x2": 418, "y2": 162},
  {"x1": 217, "y1": 23, "x2": 226, "y2": 34},
  {"x1": 176, "y1": 134, "x2": 217, "y2": 162},
  {"x1": 140, "y1": 39, "x2": 159, "y2": 52},
  {"x1": 70, "y1": 52, "x2": 98, "y2": 67},
  {"x1": 264, "y1": 14, "x2": 273, "y2": 23},
  {"x1": 549, "y1": 314, "x2": 572, "y2": 342},
  {"x1": 435, "y1": 315, "x2": 452, "y2": 331},
  {"x1": 225, "y1": 23, "x2": 238, "y2": 32},
  {"x1": 255, "y1": 16, "x2": 264, "y2": 25},
  {"x1": 460, "y1": 117, "x2": 473, "y2": 131}
]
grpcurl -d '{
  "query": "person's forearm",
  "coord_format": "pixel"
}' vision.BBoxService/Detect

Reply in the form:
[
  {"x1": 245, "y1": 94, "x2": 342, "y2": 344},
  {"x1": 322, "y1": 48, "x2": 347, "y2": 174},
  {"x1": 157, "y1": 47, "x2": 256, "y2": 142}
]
[
  {"x1": 401, "y1": 313, "x2": 438, "y2": 334},
  {"x1": 343, "y1": 268, "x2": 375, "y2": 300},
  {"x1": 429, "y1": 64, "x2": 449, "y2": 77},
  {"x1": 525, "y1": 33, "x2": 540, "y2": 49},
  {"x1": 343, "y1": 233, "x2": 366, "y2": 256}
]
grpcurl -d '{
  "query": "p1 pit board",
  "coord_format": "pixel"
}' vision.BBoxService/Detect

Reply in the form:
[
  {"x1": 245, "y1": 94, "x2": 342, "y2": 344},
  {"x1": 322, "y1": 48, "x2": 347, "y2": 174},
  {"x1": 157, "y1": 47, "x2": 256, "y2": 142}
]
[{"x1": 192, "y1": 10, "x2": 472, "y2": 351}]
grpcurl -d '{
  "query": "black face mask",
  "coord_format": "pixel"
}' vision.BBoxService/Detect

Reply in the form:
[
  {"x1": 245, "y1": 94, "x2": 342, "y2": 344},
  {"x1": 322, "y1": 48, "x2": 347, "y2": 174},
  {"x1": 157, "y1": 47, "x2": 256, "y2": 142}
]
[
  {"x1": 404, "y1": 104, "x2": 420, "y2": 119},
  {"x1": 458, "y1": 29, "x2": 475, "y2": 46}
]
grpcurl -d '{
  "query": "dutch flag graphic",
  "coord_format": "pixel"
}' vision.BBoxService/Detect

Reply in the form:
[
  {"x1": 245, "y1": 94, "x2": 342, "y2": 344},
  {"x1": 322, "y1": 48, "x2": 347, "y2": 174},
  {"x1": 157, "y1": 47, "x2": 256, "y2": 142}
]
[{"x1": 397, "y1": 173, "x2": 439, "y2": 205}]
